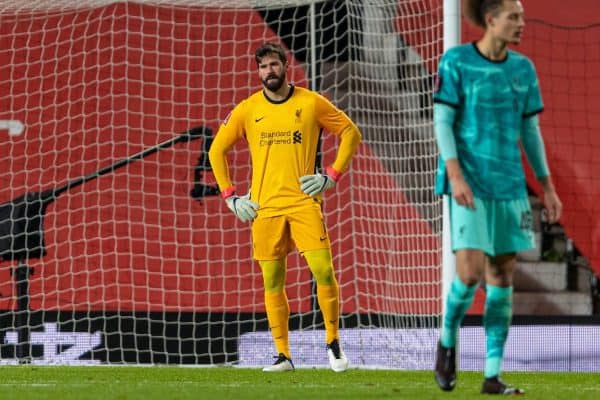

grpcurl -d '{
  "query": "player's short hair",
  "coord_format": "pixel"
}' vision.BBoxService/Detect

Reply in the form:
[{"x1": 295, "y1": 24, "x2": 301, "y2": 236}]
[
  {"x1": 464, "y1": 0, "x2": 516, "y2": 29},
  {"x1": 255, "y1": 42, "x2": 287, "y2": 65}
]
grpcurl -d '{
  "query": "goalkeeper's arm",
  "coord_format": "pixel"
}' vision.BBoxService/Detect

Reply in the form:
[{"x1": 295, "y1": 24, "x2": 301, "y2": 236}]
[
  {"x1": 299, "y1": 124, "x2": 361, "y2": 197},
  {"x1": 208, "y1": 123, "x2": 259, "y2": 222}
]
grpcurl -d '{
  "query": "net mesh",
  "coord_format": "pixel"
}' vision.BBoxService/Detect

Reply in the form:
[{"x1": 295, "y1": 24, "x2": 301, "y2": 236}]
[{"x1": 0, "y1": 0, "x2": 442, "y2": 366}]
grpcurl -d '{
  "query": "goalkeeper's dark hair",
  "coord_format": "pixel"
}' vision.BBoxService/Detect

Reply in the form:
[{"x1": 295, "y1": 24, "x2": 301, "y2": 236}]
[
  {"x1": 255, "y1": 42, "x2": 287, "y2": 65},
  {"x1": 464, "y1": 0, "x2": 515, "y2": 29}
]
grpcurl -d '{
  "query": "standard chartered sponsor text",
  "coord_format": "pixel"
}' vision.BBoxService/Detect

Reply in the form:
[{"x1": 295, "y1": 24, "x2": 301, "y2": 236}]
[{"x1": 260, "y1": 130, "x2": 292, "y2": 146}]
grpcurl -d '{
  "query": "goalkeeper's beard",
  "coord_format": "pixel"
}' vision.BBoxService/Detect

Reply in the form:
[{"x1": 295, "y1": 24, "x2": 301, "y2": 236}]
[{"x1": 261, "y1": 71, "x2": 286, "y2": 92}]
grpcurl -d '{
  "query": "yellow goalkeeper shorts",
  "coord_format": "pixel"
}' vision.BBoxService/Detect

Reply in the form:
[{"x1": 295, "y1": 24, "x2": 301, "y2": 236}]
[{"x1": 251, "y1": 206, "x2": 331, "y2": 260}]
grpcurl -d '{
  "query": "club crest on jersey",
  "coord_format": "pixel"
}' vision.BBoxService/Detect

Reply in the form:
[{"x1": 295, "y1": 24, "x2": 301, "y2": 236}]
[{"x1": 295, "y1": 109, "x2": 302, "y2": 123}]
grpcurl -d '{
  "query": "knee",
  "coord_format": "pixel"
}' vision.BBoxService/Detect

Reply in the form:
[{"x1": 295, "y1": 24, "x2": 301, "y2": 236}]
[
  {"x1": 310, "y1": 262, "x2": 335, "y2": 286},
  {"x1": 263, "y1": 275, "x2": 285, "y2": 292},
  {"x1": 457, "y1": 265, "x2": 483, "y2": 286},
  {"x1": 487, "y1": 254, "x2": 517, "y2": 286},
  {"x1": 304, "y1": 249, "x2": 336, "y2": 286},
  {"x1": 259, "y1": 259, "x2": 286, "y2": 292},
  {"x1": 456, "y1": 251, "x2": 486, "y2": 286}
]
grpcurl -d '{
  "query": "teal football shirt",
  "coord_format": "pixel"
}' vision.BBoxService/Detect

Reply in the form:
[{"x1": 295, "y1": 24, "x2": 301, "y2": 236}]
[{"x1": 434, "y1": 43, "x2": 543, "y2": 200}]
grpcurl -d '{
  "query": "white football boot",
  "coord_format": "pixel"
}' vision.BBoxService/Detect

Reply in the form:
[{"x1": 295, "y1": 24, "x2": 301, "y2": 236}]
[
  {"x1": 262, "y1": 353, "x2": 295, "y2": 372},
  {"x1": 326, "y1": 339, "x2": 349, "y2": 372}
]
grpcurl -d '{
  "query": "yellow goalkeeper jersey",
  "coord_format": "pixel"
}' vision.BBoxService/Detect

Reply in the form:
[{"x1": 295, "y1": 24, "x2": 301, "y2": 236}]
[{"x1": 209, "y1": 85, "x2": 361, "y2": 218}]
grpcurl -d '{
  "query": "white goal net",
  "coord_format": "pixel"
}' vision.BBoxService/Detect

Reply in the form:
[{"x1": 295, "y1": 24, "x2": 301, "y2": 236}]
[{"x1": 0, "y1": 0, "x2": 442, "y2": 367}]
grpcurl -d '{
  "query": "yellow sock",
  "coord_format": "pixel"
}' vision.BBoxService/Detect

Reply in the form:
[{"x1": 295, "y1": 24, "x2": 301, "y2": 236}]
[
  {"x1": 259, "y1": 259, "x2": 290, "y2": 358},
  {"x1": 264, "y1": 290, "x2": 291, "y2": 358},
  {"x1": 317, "y1": 282, "x2": 340, "y2": 344},
  {"x1": 304, "y1": 249, "x2": 340, "y2": 344}
]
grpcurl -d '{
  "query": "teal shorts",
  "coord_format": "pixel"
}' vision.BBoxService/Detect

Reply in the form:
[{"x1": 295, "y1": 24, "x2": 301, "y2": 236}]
[{"x1": 450, "y1": 196, "x2": 535, "y2": 257}]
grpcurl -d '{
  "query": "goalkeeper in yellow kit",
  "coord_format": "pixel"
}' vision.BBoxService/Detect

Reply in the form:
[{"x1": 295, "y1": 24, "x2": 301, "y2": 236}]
[{"x1": 208, "y1": 42, "x2": 362, "y2": 372}]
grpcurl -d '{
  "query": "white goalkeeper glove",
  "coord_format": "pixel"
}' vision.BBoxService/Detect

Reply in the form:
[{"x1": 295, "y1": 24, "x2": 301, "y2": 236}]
[
  {"x1": 299, "y1": 166, "x2": 341, "y2": 197},
  {"x1": 222, "y1": 188, "x2": 259, "y2": 222}
]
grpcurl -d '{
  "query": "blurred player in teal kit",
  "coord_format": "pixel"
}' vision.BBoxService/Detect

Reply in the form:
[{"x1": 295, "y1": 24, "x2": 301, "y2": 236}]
[{"x1": 433, "y1": 0, "x2": 562, "y2": 394}]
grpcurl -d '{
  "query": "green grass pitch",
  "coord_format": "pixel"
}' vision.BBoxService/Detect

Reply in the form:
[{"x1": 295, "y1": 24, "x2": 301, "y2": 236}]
[{"x1": 1, "y1": 366, "x2": 599, "y2": 399}]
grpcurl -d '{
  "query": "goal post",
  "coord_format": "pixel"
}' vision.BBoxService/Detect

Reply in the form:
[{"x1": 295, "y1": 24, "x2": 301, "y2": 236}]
[
  {"x1": 440, "y1": 0, "x2": 458, "y2": 322},
  {"x1": 0, "y1": 0, "x2": 443, "y2": 367}
]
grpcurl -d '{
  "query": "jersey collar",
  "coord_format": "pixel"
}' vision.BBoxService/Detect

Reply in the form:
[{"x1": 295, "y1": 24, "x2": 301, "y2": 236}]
[
  {"x1": 471, "y1": 42, "x2": 509, "y2": 64},
  {"x1": 263, "y1": 84, "x2": 295, "y2": 104}
]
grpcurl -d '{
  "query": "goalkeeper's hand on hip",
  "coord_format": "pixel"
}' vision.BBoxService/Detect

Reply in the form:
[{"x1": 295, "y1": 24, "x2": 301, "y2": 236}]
[
  {"x1": 299, "y1": 166, "x2": 341, "y2": 197},
  {"x1": 222, "y1": 189, "x2": 259, "y2": 222}
]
